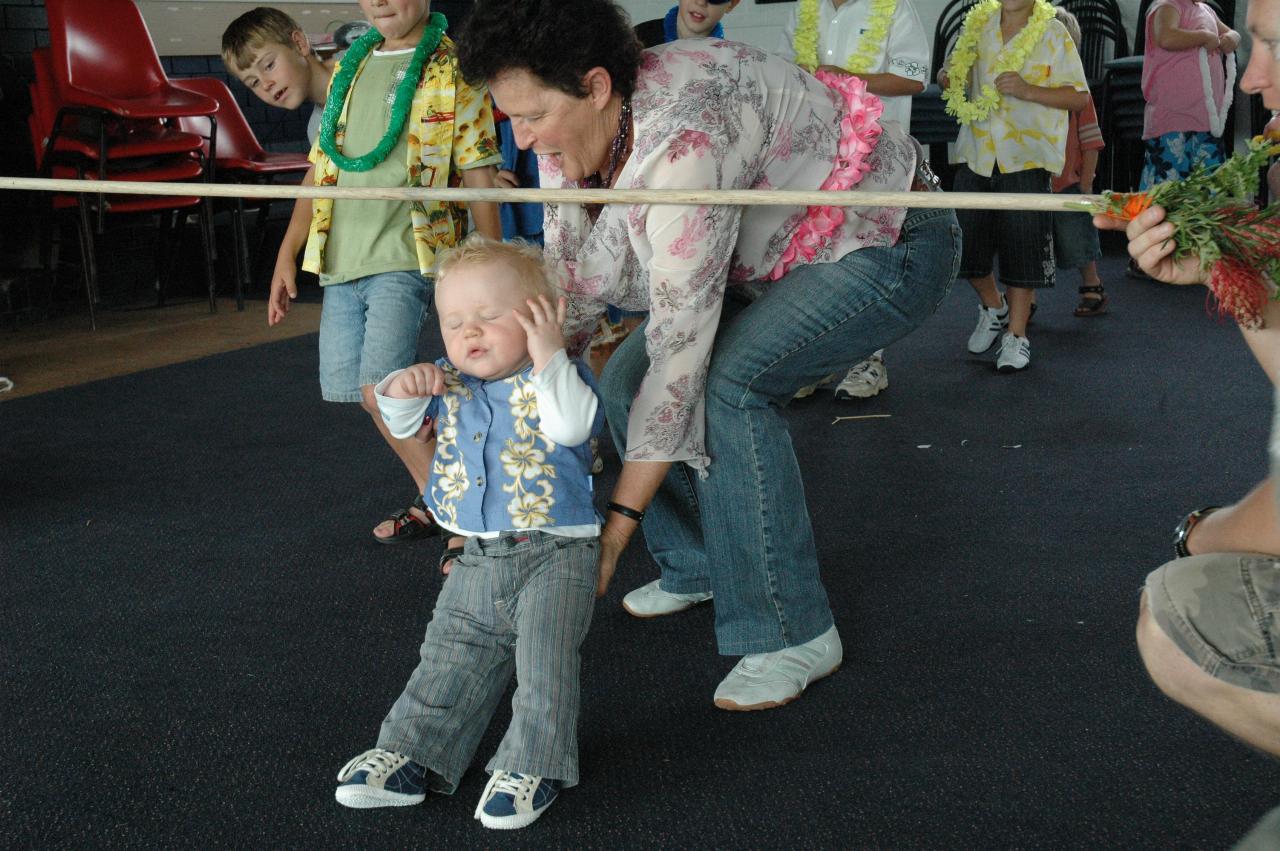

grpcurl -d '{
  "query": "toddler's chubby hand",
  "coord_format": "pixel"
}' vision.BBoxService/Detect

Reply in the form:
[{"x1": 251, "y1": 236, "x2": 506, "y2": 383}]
[
  {"x1": 386, "y1": 362, "x2": 447, "y2": 399},
  {"x1": 515, "y1": 295, "x2": 568, "y2": 373}
]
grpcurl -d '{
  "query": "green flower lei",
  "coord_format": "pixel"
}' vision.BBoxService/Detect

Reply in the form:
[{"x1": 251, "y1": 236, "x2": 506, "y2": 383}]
[
  {"x1": 942, "y1": 0, "x2": 1054, "y2": 125},
  {"x1": 318, "y1": 12, "x2": 447, "y2": 172},
  {"x1": 792, "y1": 0, "x2": 898, "y2": 75}
]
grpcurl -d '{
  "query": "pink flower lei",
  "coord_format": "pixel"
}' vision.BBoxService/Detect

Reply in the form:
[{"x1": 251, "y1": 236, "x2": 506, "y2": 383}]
[{"x1": 767, "y1": 70, "x2": 884, "y2": 281}]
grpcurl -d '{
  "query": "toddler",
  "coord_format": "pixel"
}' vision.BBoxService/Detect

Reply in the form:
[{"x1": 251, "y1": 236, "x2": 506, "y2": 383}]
[{"x1": 336, "y1": 235, "x2": 604, "y2": 830}]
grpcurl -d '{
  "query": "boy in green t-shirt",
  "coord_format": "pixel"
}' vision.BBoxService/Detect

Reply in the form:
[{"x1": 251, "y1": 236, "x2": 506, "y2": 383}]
[{"x1": 263, "y1": 0, "x2": 503, "y2": 543}]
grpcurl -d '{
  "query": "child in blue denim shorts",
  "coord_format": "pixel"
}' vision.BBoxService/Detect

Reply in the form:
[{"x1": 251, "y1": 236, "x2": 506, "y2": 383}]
[
  {"x1": 265, "y1": 0, "x2": 503, "y2": 544},
  {"x1": 335, "y1": 236, "x2": 604, "y2": 830}
]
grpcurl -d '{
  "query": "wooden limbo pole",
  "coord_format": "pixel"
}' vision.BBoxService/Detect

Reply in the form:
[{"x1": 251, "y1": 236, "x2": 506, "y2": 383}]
[{"x1": 0, "y1": 176, "x2": 1102, "y2": 213}]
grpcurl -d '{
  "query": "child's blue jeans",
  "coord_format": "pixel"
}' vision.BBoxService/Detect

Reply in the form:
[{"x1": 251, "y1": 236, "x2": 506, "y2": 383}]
[{"x1": 376, "y1": 531, "x2": 598, "y2": 791}]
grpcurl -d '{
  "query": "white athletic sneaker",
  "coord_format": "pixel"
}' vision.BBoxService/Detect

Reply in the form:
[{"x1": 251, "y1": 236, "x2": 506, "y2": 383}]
[
  {"x1": 713, "y1": 624, "x2": 843, "y2": 711},
  {"x1": 967, "y1": 298, "x2": 1009, "y2": 354},
  {"x1": 833, "y1": 354, "x2": 887, "y2": 400},
  {"x1": 621, "y1": 579, "x2": 713, "y2": 618},
  {"x1": 995, "y1": 332, "x2": 1031, "y2": 372},
  {"x1": 793, "y1": 373, "x2": 839, "y2": 400}
]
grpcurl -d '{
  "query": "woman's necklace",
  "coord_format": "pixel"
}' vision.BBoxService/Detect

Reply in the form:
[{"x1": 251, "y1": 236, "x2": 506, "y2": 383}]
[
  {"x1": 941, "y1": 0, "x2": 1054, "y2": 125},
  {"x1": 318, "y1": 12, "x2": 447, "y2": 172},
  {"x1": 792, "y1": 0, "x2": 898, "y2": 75},
  {"x1": 582, "y1": 98, "x2": 632, "y2": 219}
]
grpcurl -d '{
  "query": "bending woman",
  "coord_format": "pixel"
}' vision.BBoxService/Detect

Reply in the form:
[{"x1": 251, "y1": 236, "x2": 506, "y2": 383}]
[{"x1": 459, "y1": 0, "x2": 960, "y2": 711}]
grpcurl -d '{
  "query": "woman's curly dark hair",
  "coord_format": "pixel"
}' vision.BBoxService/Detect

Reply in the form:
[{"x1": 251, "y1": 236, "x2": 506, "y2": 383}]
[{"x1": 457, "y1": 0, "x2": 643, "y2": 99}]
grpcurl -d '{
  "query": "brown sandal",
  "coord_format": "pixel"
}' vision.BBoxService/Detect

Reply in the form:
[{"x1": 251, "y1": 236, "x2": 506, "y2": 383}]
[
  {"x1": 373, "y1": 494, "x2": 442, "y2": 545},
  {"x1": 1073, "y1": 285, "x2": 1107, "y2": 317}
]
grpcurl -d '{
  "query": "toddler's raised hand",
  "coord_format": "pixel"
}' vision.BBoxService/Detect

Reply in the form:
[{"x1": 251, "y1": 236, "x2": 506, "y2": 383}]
[
  {"x1": 386, "y1": 363, "x2": 446, "y2": 399},
  {"x1": 515, "y1": 295, "x2": 567, "y2": 372}
]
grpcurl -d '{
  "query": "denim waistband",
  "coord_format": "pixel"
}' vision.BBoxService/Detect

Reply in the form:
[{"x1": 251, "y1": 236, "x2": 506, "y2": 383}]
[{"x1": 465, "y1": 530, "x2": 594, "y2": 555}]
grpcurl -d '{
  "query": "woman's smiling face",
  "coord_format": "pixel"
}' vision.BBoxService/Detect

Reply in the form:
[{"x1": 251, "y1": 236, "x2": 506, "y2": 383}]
[{"x1": 489, "y1": 69, "x2": 612, "y2": 183}]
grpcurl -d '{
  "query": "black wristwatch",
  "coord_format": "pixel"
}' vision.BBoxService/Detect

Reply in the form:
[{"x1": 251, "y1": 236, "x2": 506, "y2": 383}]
[{"x1": 1173, "y1": 506, "x2": 1220, "y2": 558}]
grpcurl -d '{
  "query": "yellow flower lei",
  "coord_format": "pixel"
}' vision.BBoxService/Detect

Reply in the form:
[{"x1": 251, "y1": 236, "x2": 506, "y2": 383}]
[
  {"x1": 792, "y1": 0, "x2": 899, "y2": 75},
  {"x1": 942, "y1": 0, "x2": 1055, "y2": 125}
]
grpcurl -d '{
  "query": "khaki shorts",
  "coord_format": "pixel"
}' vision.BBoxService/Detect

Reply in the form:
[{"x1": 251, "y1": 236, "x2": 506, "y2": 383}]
[{"x1": 1145, "y1": 553, "x2": 1280, "y2": 693}]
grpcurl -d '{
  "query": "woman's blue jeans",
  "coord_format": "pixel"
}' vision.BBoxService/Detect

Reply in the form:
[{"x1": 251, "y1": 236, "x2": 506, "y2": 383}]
[{"x1": 599, "y1": 206, "x2": 961, "y2": 655}]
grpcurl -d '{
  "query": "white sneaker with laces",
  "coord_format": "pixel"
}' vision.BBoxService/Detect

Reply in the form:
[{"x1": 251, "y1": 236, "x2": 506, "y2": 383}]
[
  {"x1": 622, "y1": 579, "x2": 713, "y2": 618},
  {"x1": 833, "y1": 355, "x2": 887, "y2": 400},
  {"x1": 334, "y1": 748, "x2": 428, "y2": 808},
  {"x1": 995, "y1": 332, "x2": 1031, "y2": 372},
  {"x1": 967, "y1": 299, "x2": 1009, "y2": 353},
  {"x1": 713, "y1": 624, "x2": 842, "y2": 711},
  {"x1": 793, "y1": 372, "x2": 839, "y2": 400},
  {"x1": 474, "y1": 770, "x2": 559, "y2": 829}
]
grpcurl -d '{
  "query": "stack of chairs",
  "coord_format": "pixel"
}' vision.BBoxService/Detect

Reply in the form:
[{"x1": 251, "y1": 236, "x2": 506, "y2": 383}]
[
  {"x1": 173, "y1": 78, "x2": 310, "y2": 310},
  {"x1": 31, "y1": 0, "x2": 221, "y2": 329}
]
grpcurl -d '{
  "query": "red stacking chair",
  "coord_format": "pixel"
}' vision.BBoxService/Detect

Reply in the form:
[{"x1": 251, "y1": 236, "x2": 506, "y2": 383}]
[
  {"x1": 30, "y1": 48, "x2": 205, "y2": 169},
  {"x1": 44, "y1": 0, "x2": 218, "y2": 122},
  {"x1": 28, "y1": 59, "x2": 216, "y2": 329},
  {"x1": 174, "y1": 77, "x2": 310, "y2": 310},
  {"x1": 44, "y1": 0, "x2": 220, "y2": 238}
]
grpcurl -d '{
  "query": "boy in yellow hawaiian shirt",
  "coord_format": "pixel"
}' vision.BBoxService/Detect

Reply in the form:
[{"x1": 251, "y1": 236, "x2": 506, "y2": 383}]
[
  {"x1": 941, "y1": 0, "x2": 1088, "y2": 372},
  {"x1": 267, "y1": 0, "x2": 502, "y2": 542}
]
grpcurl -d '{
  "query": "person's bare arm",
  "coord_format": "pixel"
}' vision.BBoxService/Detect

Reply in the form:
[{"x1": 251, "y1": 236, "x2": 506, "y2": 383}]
[
  {"x1": 994, "y1": 74, "x2": 1089, "y2": 111},
  {"x1": 1187, "y1": 477, "x2": 1280, "y2": 556},
  {"x1": 816, "y1": 67, "x2": 924, "y2": 97},
  {"x1": 1152, "y1": 4, "x2": 1219, "y2": 51},
  {"x1": 1079, "y1": 148, "x2": 1099, "y2": 194},
  {"x1": 268, "y1": 164, "x2": 316, "y2": 325},
  {"x1": 595, "y1": 459, "x2": 671, "y2": 597},
  {"x1": 1216, "y1": 17, "x2": 1240, "y2": 52},
  {"x1": 460, "y1": 165, "x2": 503, "y2": 240}
]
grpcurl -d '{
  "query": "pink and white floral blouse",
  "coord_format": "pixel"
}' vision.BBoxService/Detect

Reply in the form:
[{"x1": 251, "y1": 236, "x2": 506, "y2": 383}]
[{"x1": 541, "y1": 39, "x2": 917, "y2": 475}]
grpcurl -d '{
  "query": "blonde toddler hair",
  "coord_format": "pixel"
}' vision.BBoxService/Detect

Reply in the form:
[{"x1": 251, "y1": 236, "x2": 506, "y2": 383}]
[{"x1": 435, "y1": 234, "x2": 557, "y2": 301}]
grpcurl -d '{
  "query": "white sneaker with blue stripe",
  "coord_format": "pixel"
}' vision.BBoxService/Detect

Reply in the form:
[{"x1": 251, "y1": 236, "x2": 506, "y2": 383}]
[
  {"x1": 334, "y1": 748, "x2": 428, "y2": 808},
  {"x1": 474, "y1": 770, "x2": 560, "y2": 829}
]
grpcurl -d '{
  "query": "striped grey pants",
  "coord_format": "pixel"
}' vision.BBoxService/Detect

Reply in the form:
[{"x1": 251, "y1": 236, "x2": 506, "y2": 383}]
[{"x1": 377, "y1": 530, "x2": 598, "y2": 792}]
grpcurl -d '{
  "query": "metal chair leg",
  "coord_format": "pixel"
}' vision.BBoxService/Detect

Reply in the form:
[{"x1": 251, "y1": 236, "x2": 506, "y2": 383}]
[
  {"x1": 198, "y1": 204, "x2": 218, "y2": 314},
  {"x1": 74, "y1": 196, "x2": 97, "y2": 330},
  {"x1": 233, "y1": 197, "x2": 251, "y2": 311},
  {"x1": 155, "y1": 208, "x2": 175, "y2": 307}
]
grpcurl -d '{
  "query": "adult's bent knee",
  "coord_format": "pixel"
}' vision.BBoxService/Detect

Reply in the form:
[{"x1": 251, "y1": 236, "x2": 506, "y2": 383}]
[{"x1": 1136, "y1": 589, "x2": 1213, "y2": 708}]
